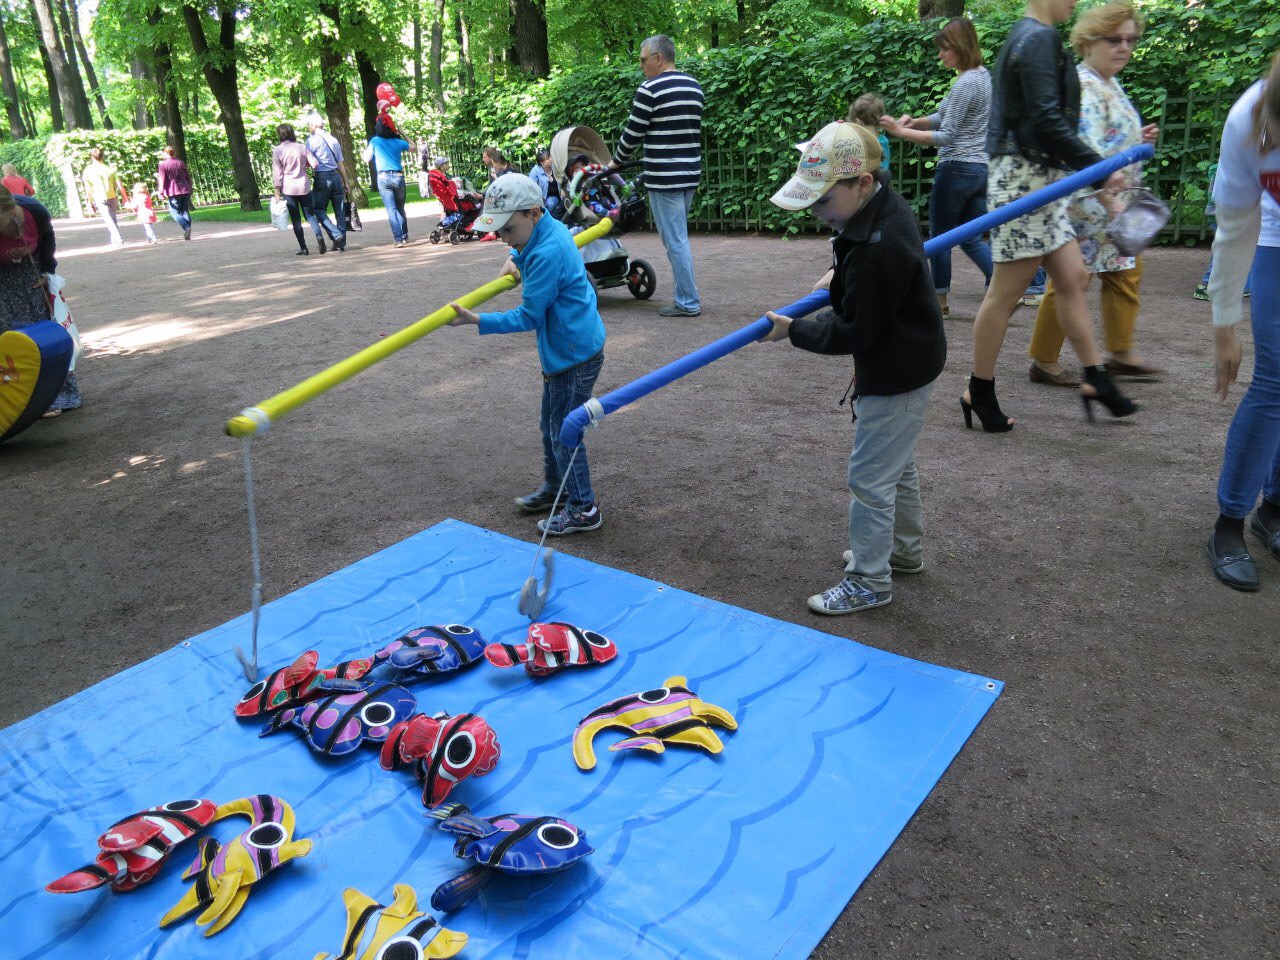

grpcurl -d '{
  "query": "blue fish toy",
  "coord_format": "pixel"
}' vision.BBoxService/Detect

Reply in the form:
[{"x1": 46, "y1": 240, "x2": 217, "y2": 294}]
[
  {"x1": 260, "y1": 681, "x2": 417, "y2": 756},
  {"x1": 428, "y1": 802, "x2": 593, "y2": 912},
  {"x1": 374, "y1": 625, "x2": 486, "y2": 678}
]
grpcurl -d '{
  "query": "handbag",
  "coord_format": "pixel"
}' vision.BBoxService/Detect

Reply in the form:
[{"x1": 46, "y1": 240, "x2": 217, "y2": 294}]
[
  {"x1": 1107, "y1": 188, "x2": 1170, "y2": 257},
  {"x1": 45, "y1": 273, "x2": 82, "y2": 372},
  {"x1": 269, "y1": 197, "x2": 290, "y2": 231}
]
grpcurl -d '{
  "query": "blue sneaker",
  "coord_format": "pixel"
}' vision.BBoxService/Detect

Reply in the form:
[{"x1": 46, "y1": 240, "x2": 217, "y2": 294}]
[
  {"x1": 807, "y1": 578, "x2": 892, "y2": 615},
  {"x1": 537, "y1": 505, "x2": 603, "y2": 536}
]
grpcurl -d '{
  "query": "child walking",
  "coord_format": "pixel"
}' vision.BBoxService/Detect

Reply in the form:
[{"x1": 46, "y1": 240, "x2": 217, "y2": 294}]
[
  {"x1": 129, "y1": 182, "x2": 158, "y2": 244},
  {"x1": 846, "y1": 94, "x2": 892, "y2": 173},
  {"x1": 448, "y1": 173, "x2": 607, "y2": 535},
  {"x1": 764, "y1": 121, "x2": 946, "y2": 614}
]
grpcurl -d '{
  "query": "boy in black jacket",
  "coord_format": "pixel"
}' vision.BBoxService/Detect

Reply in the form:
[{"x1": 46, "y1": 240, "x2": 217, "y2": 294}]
[{"x1": 764, "y1": 121, "x2": 946, "y2": 614}]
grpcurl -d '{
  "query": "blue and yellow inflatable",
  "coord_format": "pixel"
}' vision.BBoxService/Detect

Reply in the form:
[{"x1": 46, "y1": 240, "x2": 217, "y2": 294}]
[{"x1": 0, "y1": 320, "x2": 73, "y2": 444}]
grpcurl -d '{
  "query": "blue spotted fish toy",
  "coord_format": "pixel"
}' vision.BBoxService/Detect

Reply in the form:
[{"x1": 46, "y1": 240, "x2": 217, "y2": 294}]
[
  {"x1": 427, "y1": 802, "x2": 593, "y2": 912},
  {"x1": 374, "y1": 625, "x2": 486, "y2": 678},
  {"x1": 260, "y1": 681, "x2": 416, "y2": 756}
]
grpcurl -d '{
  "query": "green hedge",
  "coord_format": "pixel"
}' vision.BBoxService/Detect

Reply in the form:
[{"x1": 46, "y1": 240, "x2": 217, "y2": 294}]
[{"x1": 0, "y1": 137, "x2": 67, "y2": 217}]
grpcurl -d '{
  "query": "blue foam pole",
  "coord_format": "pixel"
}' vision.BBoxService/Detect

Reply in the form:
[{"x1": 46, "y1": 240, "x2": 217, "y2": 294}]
[{"x1": 559, "y1": 143, "x2": 1155, "y2": 449}]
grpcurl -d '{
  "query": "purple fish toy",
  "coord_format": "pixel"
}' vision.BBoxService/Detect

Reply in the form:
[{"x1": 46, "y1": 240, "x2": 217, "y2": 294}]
[
  {"x1": 260, "y1": 681, "x2": 416, "y2": 756},
  {"x1": 374, "y1": 625, "x2": 486, "y2": 678}
]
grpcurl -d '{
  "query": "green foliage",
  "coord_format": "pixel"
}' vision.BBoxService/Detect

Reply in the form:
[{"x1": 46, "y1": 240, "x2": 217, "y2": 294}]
[{"x1": 0, "y1": 137, "x2": 66, "y2": 216}]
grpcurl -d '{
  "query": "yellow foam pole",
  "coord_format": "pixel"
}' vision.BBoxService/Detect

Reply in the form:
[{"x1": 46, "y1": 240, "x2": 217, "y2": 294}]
[{"x1": 226, "y1": 217, "x2": 615, "y2": 438}]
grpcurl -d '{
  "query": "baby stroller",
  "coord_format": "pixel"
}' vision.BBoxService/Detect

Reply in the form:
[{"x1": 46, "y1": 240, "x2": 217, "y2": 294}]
[
  {"x1": 549, "y1": 125, "x2": 654, "y2": 300},
  {"x1": 429, "y1": 174, "x2": 483, "y2": 245}
]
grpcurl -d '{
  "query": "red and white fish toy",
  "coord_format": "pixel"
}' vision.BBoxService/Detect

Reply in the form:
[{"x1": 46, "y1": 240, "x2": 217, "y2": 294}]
[
  {"x1": 483, "y1": 622, "x2": 618, "y2": 678},
  {"x1": 235, "y1": 650, "x2": 374, "y2": 718},
  {"x1": 380, "y1": 712, "x2": 501, "y2": 808},
  {"x1": 45, "y1": 798, "x2": 219, "y2": 894}
]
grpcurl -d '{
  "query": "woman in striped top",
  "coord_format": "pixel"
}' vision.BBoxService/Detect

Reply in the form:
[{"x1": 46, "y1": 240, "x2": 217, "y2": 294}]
[{"x1": 881, "y1": 17, "x2": 993, "y2": 320}]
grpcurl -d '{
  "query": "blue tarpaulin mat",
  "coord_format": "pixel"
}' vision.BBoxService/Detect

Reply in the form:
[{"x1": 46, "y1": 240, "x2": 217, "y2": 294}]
[{"x1": 0, "y1": 520, "x2": 1002, "y2": 959}]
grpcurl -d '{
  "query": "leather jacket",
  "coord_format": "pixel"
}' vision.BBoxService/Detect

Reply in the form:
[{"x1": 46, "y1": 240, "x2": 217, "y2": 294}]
[{"x1": 987, "y1": 18, "x2": 1105, "y2": 180}]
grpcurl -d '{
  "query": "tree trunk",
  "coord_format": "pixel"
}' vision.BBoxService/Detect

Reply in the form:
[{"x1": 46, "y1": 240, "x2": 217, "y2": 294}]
[
  {"x1": 318, "y1": 48, "x2": 363, "y2": 206},
  {"x1": 354, "y1": 50, "x2": 380, "y2": 190},
  {"x1": 17, "y1": 65, "x2": 38, "y2": 135},
  {"x1": 0, "y1": 14, "x2": 28, "y2": 139},
  {"x1": 412, "y1": 9, "x2": 422, "y2": 104},
  {"x1": 29, "y1": 0, "x2": 78, "y2": 128},
  {"x1": 155, "y1": 46, "x2": 185, "y2": 161},
  {"x1": 53, "y1": 0, "x2": 92, "y2": 127},
  {"x1": 429, "y1": 0, "x2": 444, "y2": 110},
  {"x1": 508, "y1": 0, "x2": 549, "y2": 78},
  {"x1": 130, "y1": 57, "x2": 148, "y2": 129},
  {"x1": 66, "y1": 0, "x2": 111, "y2": 128},
  {"x1": 181, "y1": 4, "x2": 261, "y2": 210},
  {"x1": 710, "y1": 20, "x2": 719, "y2": 48},
  {"x1": 455, "y1": 12, "x2": 473, "y2": 92},
  {"x1": 917, "y1": 0, "x2": 964, "y2": 18}
]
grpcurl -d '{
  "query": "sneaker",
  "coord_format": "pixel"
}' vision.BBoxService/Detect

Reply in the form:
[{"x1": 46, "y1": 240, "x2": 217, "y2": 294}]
[
  {"x1": 842, "y1": 549, "x2": 924, "y2": 575},
  {"x1": 1194, "y1": 282, "x2": 1209, "y2": 301},
  {"x1": 538, "y1": 506, "x2": 604, "y2": 536},
  {"x1": 183, "y1": 227, "x2": 192, "y2": 241},
  {"x1": 317, "y1": 234, "x2": 327, "y2": 255},
  {"x1": 515, "y1": 488, "x2": 559, "y2": 513},
  {"x1": 807, "y1": 578, "x2": 892, "y2": 615},
  {"x1": 1019, "y1": 292, "x2": 1043, "y2": 307},
  {"x1": 658, "y1": 304, "x2": 701, "y2": 317},
  {"x1": 480, "y1": 232, "x2": 498, "y2": 242},
  {"x1": 394, "y1": 240, "x2": 405, "y2": 248}
]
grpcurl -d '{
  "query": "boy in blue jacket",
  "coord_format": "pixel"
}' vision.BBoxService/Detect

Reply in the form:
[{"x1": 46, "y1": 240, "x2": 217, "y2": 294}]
[{"x1": 449, "y1": 173, "x2": 607, "y2": 535}]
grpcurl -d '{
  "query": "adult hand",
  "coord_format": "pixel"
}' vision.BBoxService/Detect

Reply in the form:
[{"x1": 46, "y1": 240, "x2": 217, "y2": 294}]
[
  {"x1": 499, "y1": 259, "x2": 521, "y2": 283},
  {"x1": 1214, "y1": 326, "x2": 1241, "y2": 401},
  {"x1": 448, "y1": 302, "x2": 480, "y2": 326},
  {"x1": 813, "y1": 268, "x2": 834, "y2": 292},
  {"x1": 878, "y1": 115, "x2": 902, "y2": 137},
  {"x1": 274, "y1": 191, "x2": 283, "y2": 202},
  {"x1": 1141, "y1": 123, "x2": 1159, "y2": 144},
  {"x1": 761, "y1": 311, "x2": 792, "y2": 343}
]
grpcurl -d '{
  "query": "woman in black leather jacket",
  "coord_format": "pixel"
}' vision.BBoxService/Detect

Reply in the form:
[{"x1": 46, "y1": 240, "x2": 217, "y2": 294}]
[{"x1": 961, "y1": 0, "x2": 1136, "y2": 432}]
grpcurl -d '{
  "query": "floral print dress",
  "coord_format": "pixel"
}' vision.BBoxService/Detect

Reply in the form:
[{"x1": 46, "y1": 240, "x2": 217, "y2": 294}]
[{"x1": 1070, "y1": 64, "x2": 1144, "y2": 273}]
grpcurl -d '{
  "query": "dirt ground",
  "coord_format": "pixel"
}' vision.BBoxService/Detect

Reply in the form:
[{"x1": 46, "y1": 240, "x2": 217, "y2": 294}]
[{"x1": 3, "y1": 206, "x2": 1276, "y2": 959}]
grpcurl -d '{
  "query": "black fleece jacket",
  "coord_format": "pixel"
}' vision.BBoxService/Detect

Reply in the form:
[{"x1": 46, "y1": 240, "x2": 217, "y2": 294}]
[{"x1": 787, "y1": 185, "x2": 946, "y2": 397}]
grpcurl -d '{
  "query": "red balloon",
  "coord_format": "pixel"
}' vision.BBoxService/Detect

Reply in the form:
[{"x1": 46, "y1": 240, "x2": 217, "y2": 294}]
[
  {"x1": 376, "y1": 82, "x2": 396, "y2": 101},
  {"x1": 386, "y1": 92, "x2": 402, "y2": 108}
]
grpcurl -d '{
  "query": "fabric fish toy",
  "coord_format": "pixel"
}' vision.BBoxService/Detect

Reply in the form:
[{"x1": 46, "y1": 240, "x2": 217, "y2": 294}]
[
  {"x1": 483, "y1": 622, "x2": 618, "y2": 677},
  {"x1": 380, "y1": 711, "x2": 501, "y2": 808},
  {"x1": 235, "y1": 650, "x2": 375, "y2": 718},
  {"x1": 45, "y1": 798, "x2": 219, "y2": 894},
  {"x1": 212, "y1": 794, "x2": 295, "y2": 831},
  {"x1": 313, "y1": 884, "x2": 468, "y2": 960},
  {"x1": 374, "y1": 625, "x2": 486, "y2": 678},
  {"x1": 159, "y1": 818, "x2": 312, "y2": 936},
  {"x1": 572, "y1": 674, "x2": 738, "y2": 771},
  {"x1": 260, "y1": 681, "x2": 416, "y2": 756},
  {"x1": 428, "y1": 803, "x2": 593, "y2": 913}
]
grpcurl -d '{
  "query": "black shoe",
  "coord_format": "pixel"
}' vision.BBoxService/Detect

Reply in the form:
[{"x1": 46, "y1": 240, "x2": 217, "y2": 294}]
[
  {"x1": 1250, "y1": 511, "x2": 1280, "y2": 561},
  {"x1": 1205, "y1": 534, "x2": 1260, "y2": 591},
  {"x1": 961, "y1": 374, "x2": 1013, "y2": 432},
  {"x1": 317, "y1": 234, "x2": 327, "y2": 255},
  {"x1": 1081, "y1": 365, "x2": 1137, "y2": 421},
  {"x1": 296, "y1": 248, "x2": 309, "y2": 255}
]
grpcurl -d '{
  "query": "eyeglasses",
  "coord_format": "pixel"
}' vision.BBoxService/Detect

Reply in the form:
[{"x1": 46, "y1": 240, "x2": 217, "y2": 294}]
[
  {"x1": 638, "y1": 53, "x2": 655, "y2": 64},
  {"x1": 1099, "y1": 35, "x2": 1140, "y2": 48}
]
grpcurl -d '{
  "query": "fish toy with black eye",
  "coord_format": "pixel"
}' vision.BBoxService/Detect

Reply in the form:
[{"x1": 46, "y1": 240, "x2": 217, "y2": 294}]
[
  {"x1": 235, "y1": 650, "x2": 375, "y2": 718},
  {"x1": 483, "y1": 622, "x2": 618, "y2": 677},
  {"x1": 427, "y1": 803, "x2": 593, "y2": 913},
  {"x1": 312, "y1": 883, "x2": 468, "y2": 960},
  {"x1": 45, "y1": 798, "x2": 219, "y2": 894},
  {"x1": 260, "y1": 681, "x2": 417, "y2": 756},
  {"x1": 159, "y1": 818, "x2": 312, "y2": 937},
  {"x1": 374, "y1": 625, "x2": 487, "y2": 679},
  {"x1": 380, "y1": 712, "x2": 501, "y2": 808}
]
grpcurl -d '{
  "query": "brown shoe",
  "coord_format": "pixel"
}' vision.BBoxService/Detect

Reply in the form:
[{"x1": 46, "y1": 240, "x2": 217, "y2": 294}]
[
  {"x1": 1105, "y1": 358, "x2": 1165, "y2": 376},
  {"x1": 1028, "y1": 362, "x2": 1081, "y2": 387}
]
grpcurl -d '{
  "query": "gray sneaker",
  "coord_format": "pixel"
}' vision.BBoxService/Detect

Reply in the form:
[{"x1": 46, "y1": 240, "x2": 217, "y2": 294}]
[
  {"x1": 658, "y1": 304, "x2": 701, "y2": 317},
  {"x1": 807, "y1": 578, "x2": 892, "y2": 615},
  {"x1": 515, "y1": 488, "x2": 559, "y2": 513},
  {"x1": 538, "y1": 505, "x2": 604, "y2": 536},
  {"x1": 842, "y1": 549, "x2": 924, "y2": 575}
]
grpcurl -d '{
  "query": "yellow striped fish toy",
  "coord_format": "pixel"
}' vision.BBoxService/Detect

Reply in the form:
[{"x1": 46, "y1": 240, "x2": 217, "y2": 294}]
[{"x1": 313, "y1": 884, "x2": 468, "y2": 960}]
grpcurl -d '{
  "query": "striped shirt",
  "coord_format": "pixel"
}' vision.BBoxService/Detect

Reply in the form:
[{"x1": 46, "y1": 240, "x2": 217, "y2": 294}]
[
  {"x1": 929, "y1": 67, "x2": 991, "y2": 165},
  {"x1": 613, "y1": 70, "x2": 704, "y2": 192}
]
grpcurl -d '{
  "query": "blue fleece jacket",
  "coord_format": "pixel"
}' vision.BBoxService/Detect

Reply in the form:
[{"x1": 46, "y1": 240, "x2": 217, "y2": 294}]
[{"x1": 478, "y1": 214, "x2": 606, "y2": 375}]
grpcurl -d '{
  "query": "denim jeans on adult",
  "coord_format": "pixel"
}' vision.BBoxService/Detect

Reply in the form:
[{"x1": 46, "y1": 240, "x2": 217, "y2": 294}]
[
  {"x1": 378, "y1": 171, "x2": 408, "y2": 242},
  {"x1": 648, "y1": 188, "x2": 700, "y2": 312},
  {"x1": 540, "y1": 352, "x2": 604, "y2": 511},
  {"x1": 929, "y1": 161, "x2": 993, "y2": 294},
  {"x1": 1217, "y1": 245, "x2": 1280, "y2": 518},
  {"x1": 844, "y1": 380, "x2": 935, "y2": 594},
  {"x1": 310, "y1": 169, "x2": 345, "y2": 245},
  {"x1": 166, "y1": 194, "x2": 192, "y2": 232}
]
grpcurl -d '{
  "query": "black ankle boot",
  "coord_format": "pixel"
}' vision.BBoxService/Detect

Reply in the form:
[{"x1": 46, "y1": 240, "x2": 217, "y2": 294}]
[
  {"x1": 961, "y1": 374, "x2": 1013, "y2": 432},
  {"x1": 1081, "y1": 365, "x2": 1137, "y2": 421}
]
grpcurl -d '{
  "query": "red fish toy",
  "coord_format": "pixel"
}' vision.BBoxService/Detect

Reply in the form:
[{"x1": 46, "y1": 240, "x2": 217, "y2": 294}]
[
  {"x1": 380, "y1": 712, "x2": 501, "y2": 808},
  {"x1": 45, "y1": 798, "x2": 219, "y2": 894},
  {"x1": 483, "y1": 622, "x2": 618, "y2": 677},
  {"x1": 234, "y1": 650, "x2": 374, "y2": 718}
]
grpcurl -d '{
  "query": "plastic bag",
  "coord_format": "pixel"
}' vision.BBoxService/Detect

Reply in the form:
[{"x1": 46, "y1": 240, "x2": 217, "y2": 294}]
[
  {"x1": 1107, "y1": 189, "x2": 1170, "y2": 257},
  {"x1": 269, "y1": 197, "x2": 290, "y2": 231},
  {"x1": 44, "y1": 273, "x2": 82, "y2": 372}
]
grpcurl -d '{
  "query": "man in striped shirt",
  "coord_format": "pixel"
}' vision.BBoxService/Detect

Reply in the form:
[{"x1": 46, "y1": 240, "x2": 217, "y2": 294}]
[{"x1": 609, "y1": 34, "x2": 704, "y2": 317}]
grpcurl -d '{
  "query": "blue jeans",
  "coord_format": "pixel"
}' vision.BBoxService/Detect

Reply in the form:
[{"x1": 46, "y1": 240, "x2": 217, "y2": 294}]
[
  {"x1": 540, "y1": 353, "x2": 604, "y2": 511},
  {"x1": 310, "y1": 169, "x2": 345, "y2": 245},
  {"x1": 929, "y1": 161, "x2": 993, "y2": 294},
  {"x1": 844, "y1": 380, "x2": 934, "y2": 594},
  {"x1": 1217, "y1": 245, "x2": 1280, "y2": 518},
  {"x1": 648, "y1": 188, "x2": 700, "y2": 312},
  {"x1": 166, "y1": 194, "x2": 192, "y2": 232},
  {"x1": 1026, "y1": 266, "x2": 1047, "y2": 296},
  {"x1": 378, "y1": 171, "x2": 408, "y2": 242}
]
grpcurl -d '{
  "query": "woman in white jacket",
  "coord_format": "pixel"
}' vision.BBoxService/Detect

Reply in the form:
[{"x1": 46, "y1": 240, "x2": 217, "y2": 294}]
[{"x1": 1205, "y1": 52, "x2": 1280, "y2": 591}]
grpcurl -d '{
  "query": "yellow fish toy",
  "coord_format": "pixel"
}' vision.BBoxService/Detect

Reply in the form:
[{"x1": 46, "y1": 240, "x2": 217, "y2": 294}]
[{"x1": 313, "y1": 884, "x2": 468, "y2": 960}]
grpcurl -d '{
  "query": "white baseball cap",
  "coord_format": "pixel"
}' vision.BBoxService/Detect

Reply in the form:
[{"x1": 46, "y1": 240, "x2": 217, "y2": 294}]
[
  {"x1": 770, "y1": 121, "x2": 881, "y2": 211},
  {"x1": 473, "y1": 173, "x2": 544, "y2": 231}
]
